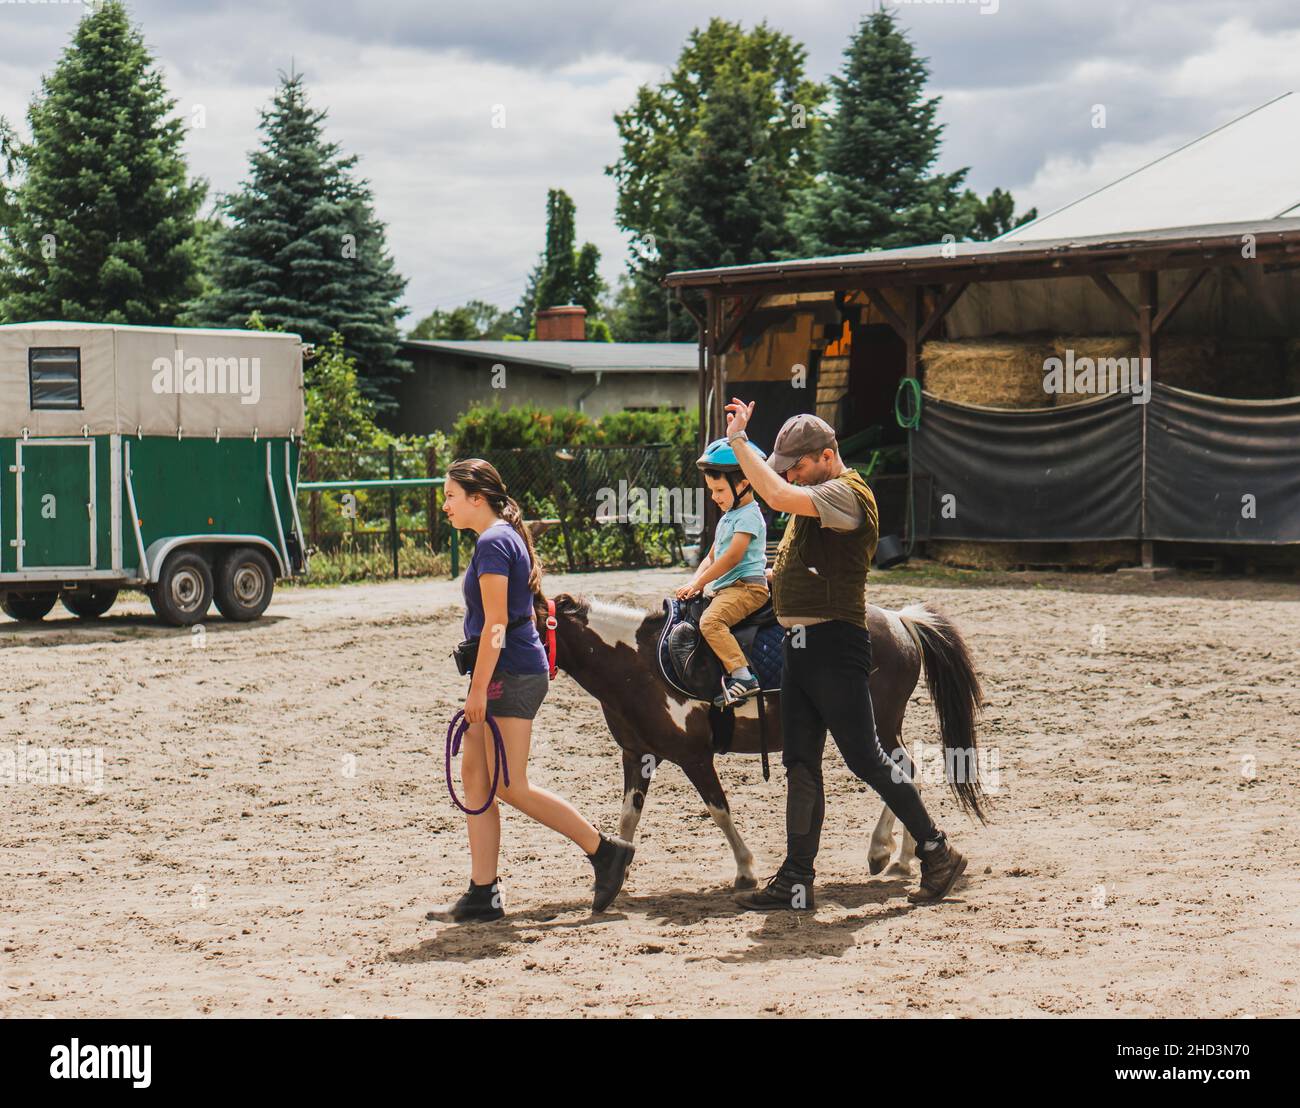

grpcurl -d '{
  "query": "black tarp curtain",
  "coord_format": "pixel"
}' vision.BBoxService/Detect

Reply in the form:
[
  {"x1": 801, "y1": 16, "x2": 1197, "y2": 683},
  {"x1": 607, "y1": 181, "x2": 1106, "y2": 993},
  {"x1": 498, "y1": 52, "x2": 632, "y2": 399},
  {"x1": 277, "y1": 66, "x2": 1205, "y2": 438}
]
[{"x1": 911, "y1": 384, "x2": 1300, "y2": 543}]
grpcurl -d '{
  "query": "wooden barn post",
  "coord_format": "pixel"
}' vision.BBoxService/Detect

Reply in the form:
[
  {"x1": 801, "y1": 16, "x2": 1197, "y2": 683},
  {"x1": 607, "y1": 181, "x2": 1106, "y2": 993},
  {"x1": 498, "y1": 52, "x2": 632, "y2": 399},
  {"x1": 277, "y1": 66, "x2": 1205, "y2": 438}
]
[
  {"x1": 905, "y1": 285, "x2": 921, "y2": 378},
  {"x1": 1137, "y1": 270, "x2": 1159, "y2": 568}
]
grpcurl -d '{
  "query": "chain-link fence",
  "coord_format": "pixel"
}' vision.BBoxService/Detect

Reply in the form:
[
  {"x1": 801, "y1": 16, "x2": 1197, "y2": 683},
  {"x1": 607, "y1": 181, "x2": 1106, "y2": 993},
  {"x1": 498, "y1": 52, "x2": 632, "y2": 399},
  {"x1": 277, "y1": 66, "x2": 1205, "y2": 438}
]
[
  {"x1": 488, "y1": 443, "x2": 703, "y2": 572},
  {"x1": 301, "y1": 445, "x2": 446, "y2": 573},
  {"x1": 299, "y1": 442, "x2": 703, "y2": 576}
]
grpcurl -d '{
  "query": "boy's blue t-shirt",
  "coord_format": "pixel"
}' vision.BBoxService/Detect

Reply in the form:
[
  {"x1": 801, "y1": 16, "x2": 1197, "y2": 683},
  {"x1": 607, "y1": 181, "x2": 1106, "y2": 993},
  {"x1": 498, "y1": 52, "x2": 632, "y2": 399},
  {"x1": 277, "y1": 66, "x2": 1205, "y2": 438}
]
[
  {"x1": 709, "y1": 499, "x2": 767, "y2": 590},
  {"x1": 462, "y1": 522, "x2": 549, "y2": 674}
]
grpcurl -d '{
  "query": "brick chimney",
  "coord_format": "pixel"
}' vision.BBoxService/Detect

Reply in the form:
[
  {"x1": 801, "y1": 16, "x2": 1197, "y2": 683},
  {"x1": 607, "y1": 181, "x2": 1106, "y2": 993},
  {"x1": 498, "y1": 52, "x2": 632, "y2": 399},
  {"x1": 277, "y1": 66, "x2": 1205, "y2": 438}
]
[{"x1": 535, "y1": 304, "x2": 586, "y2": 341}]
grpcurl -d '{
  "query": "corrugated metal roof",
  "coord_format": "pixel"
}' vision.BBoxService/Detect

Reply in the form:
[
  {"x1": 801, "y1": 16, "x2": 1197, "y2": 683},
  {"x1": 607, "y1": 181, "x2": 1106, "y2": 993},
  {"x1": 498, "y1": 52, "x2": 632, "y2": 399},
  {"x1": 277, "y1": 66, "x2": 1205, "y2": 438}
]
[
  {"x1": 1003, "y1": 93, "x2": 1300, "y2": 241},
  {"x1": 663, "y1": 217, "x2": 1300, "y2": 287},
  {"x1": 664, "y1": 93, "x2": 1300, "y2": 289},
  {"x1": 401, "y1": 339, "x2": 698, "y2": 373}
]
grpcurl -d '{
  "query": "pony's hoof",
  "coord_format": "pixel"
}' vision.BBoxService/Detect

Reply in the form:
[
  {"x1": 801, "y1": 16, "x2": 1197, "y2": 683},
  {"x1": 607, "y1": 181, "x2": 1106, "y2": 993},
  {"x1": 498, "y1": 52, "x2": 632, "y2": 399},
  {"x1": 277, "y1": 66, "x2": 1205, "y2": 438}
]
[
  {"x1": 868, "y1": 855, "x2": 889, "y2": 876},
  {"x1": 734, "y1": 874, "x2": 758, "y2": 890},
  {"x1": 885, "y1": 861, "x2": 913, "y2": 878}
]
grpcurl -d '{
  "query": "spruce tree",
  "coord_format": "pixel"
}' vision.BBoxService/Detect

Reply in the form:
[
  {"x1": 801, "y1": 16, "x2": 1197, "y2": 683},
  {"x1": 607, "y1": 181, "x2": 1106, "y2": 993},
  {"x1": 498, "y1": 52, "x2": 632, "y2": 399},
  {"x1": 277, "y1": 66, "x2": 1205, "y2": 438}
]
[
  {"x1": 188, "y1": 71, "x2": 408, "y2": 405},
  {"x1": 791, "y1": 10, "x2": 1030, "y2": 255},
  {"x1": 0, "y1": 1, "x2": 205, "y2": 324}
]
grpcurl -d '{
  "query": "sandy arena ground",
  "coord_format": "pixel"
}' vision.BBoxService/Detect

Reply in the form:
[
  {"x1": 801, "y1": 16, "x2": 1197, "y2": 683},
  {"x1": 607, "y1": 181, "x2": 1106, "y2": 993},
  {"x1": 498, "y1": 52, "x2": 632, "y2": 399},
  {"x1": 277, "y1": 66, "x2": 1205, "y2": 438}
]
[{"x1": 1, "y1": 566, "x2": 1297, "y2": 1018}]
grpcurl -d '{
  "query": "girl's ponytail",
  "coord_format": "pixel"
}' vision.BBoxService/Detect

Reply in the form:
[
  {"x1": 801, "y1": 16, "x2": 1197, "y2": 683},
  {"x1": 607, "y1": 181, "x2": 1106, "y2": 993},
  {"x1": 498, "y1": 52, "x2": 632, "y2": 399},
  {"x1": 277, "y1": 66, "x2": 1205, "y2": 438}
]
[{"x1": 499, "y1": 494, "x2": 542, "y2": 594}]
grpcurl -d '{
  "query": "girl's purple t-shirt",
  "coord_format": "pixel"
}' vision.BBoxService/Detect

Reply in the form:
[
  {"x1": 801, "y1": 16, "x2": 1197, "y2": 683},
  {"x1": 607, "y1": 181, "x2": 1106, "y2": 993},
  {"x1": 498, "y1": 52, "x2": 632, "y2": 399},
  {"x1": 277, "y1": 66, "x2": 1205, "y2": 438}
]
[{"x1": 462, "y1": 522, "x2": 549, "y2": 675}]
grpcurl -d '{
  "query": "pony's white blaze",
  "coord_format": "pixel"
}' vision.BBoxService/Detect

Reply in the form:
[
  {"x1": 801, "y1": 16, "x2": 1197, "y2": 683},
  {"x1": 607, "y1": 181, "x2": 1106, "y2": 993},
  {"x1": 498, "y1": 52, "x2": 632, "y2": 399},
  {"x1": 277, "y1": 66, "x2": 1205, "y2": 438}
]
[{"x1": 585, "y1": 599, "x2": 647, "y2": 653}]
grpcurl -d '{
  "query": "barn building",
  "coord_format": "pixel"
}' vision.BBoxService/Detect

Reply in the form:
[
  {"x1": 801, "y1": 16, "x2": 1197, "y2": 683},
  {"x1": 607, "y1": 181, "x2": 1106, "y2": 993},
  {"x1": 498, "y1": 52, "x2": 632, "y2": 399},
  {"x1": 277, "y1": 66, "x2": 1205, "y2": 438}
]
[{"x1": 664, "y1": 93, "x2": 1300, "y2": 571}]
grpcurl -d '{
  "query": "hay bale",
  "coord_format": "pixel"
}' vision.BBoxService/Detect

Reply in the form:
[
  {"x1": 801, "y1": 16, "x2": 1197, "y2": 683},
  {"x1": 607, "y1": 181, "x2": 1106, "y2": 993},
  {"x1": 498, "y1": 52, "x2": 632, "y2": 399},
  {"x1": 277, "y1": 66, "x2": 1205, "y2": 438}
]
[
  {"x1": 1051, "y1": 335, "x2": 1140, "y2": 406},
  {"x1": 927, "y1": 540, "x2": 1136, "y2": 570},
  {"x1": 926, "y1": 541, "x2": 1023, "y2": 570},
  {"x1": 1157, "y1": 335, "x2": 1220, "y2": 394},
  {"x1": 921, "y1": 337, "x2": 1055, "y2": 408},
  {"x1": 926, "y1": 333, "x2": 1294, "y2": 405},
  {"x1": 1213, "y1": 337, "x2": 1286, "y2": 399}
]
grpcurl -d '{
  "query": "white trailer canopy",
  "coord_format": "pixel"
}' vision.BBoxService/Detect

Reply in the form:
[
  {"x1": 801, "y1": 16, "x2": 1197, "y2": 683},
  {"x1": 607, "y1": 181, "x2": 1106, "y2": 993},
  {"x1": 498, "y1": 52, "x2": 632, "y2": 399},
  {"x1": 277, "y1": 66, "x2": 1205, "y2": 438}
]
[{"x1": 0, "y1": 322, "x2": 305, "y2": 438}]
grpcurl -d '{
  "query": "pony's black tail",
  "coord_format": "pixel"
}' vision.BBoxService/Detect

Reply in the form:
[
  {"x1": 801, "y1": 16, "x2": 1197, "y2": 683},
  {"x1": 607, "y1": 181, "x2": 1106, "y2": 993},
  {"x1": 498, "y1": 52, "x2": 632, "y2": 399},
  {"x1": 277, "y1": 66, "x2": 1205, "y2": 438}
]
[{"x1": 898, "y1": 603, "x2": 988, "y2": 824}]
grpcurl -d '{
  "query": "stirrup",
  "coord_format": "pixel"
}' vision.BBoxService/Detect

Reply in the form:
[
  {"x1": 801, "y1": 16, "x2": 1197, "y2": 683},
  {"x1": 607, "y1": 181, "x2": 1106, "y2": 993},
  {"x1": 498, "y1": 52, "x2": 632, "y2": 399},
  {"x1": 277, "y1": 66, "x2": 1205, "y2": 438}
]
[{"x1": 715, "y1": 675, "x2": 758, "y2": 708}]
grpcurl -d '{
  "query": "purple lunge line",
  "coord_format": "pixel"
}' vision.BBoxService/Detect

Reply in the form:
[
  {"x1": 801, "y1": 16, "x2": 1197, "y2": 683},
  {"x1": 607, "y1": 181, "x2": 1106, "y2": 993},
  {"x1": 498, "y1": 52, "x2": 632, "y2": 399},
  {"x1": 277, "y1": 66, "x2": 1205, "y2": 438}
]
[{"x1": 445, "y1": 710, "x2": 510, "y2": 816}]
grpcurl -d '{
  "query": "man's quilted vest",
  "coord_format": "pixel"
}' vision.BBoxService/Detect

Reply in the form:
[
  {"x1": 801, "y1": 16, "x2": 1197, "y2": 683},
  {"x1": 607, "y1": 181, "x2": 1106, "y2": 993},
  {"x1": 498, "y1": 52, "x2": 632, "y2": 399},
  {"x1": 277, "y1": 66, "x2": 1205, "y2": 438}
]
[{"x1": 770, "y1": 466, "x2": 878, "y2": 628}]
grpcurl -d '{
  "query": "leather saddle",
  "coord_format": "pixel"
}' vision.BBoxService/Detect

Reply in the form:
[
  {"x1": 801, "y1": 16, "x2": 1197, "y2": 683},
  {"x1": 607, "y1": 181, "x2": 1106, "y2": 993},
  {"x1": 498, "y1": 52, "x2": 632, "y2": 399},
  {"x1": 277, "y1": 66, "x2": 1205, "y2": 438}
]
[
  {"x1": 656, "y1": 594, "x2": 784, "y2": 779},
  {"x1": 657, "y1": 595, "x2": 784, "y2": 703}
]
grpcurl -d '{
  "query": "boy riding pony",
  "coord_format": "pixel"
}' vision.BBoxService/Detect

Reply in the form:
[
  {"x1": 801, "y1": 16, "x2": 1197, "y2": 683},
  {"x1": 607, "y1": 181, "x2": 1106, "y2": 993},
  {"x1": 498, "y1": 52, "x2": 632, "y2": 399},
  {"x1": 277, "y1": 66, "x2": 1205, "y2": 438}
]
[{"x1": 676, "y1": 437, "x2": 770, "y2": 708}]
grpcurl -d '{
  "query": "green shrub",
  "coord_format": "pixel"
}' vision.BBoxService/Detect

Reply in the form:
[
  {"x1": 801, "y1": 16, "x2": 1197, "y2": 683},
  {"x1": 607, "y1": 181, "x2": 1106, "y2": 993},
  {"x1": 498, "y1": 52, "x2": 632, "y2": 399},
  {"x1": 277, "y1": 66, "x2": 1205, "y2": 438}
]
[{"x1": 451, "y1": 401, "x2": 696, "y2": 456}]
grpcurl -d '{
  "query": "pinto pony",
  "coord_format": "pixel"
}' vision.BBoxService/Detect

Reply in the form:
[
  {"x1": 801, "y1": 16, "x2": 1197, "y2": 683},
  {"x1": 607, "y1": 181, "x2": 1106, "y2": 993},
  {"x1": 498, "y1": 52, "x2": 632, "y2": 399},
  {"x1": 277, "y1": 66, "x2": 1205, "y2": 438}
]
[{"x1": 532, "y1": 593, "x2": 985, "y2": 888}]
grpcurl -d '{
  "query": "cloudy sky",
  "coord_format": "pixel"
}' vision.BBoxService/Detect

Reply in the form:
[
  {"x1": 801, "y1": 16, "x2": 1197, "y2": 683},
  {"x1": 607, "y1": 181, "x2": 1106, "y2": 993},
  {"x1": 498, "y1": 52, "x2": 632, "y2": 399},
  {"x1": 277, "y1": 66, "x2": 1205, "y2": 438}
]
[{"x1": 2, "y1": 0, "x2": 1298, "y2": 325}]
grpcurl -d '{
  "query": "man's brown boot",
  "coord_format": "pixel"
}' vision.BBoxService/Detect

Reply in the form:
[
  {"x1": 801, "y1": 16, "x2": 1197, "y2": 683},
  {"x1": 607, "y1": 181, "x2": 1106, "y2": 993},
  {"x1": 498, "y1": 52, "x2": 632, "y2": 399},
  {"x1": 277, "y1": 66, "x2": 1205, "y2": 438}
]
[{"x1": 908, "y1": 836, "x2": 967, "y2": 903}]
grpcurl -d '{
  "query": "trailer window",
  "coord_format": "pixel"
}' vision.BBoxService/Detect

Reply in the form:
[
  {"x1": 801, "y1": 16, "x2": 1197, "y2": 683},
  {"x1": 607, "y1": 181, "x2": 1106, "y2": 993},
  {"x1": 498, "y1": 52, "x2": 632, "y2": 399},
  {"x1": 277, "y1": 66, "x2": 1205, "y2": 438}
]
[{"x1": 29, "y1": 347, "x2": 82, "y2": 410}]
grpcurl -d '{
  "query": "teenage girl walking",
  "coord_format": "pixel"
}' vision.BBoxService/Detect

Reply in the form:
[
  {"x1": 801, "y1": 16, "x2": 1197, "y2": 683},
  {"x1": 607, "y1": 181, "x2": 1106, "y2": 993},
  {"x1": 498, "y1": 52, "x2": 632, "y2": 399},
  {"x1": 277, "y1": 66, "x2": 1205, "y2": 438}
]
[{"x1": 432, "y1": 458, "x2": 634, "y2": 922}]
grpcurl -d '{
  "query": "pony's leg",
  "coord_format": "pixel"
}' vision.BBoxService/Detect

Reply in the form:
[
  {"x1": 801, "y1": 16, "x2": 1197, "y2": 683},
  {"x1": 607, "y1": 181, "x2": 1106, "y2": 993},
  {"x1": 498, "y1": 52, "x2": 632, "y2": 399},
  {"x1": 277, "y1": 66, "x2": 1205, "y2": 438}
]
[
  {"x1": 889, "y1": 825, "x2": 917, "y2": 877},
  {"x1": 876, "y1": 723, "x2": 917, "y2": 877},
  {"x1": 619, "y1": 749, "x2": 656, "y2": 842},
  {"x1": 679, "y1": 758, "x2": 758, "y2": 889},
  {"x1": 868, "y1": 805, "x2": 896, "y2": 875}
]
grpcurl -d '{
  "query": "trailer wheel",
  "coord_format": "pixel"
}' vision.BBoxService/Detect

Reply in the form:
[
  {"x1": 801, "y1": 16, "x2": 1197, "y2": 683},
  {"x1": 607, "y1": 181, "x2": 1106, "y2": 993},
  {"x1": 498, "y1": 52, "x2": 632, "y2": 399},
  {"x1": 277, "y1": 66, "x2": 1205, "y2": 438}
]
[
  {"x1": 2, "y1": 591, "x2": 58, "y2": 622},
  {"x1": 214, "y1": 546, "x2": 275, "y2": 622},
  {"x1": 149, "y1": 550, "x2": 213, "y2": 626},
  {"x1": 61, "y1": 587, "x2": 119, "y2": 620}
]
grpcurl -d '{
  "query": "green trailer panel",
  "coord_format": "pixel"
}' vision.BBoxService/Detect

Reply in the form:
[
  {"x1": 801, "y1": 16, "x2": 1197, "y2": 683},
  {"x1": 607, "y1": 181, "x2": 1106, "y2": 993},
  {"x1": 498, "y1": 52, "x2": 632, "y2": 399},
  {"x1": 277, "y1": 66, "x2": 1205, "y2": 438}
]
[
  {"x1": 124, "y1": 436, "x2": 299, "y2": 576},
  {"x1": 18, "y1": 440, "x2": 94, "y2": 568},
  {"x1": 1, "y1": 324, "x2": 306, "y2": 620}
]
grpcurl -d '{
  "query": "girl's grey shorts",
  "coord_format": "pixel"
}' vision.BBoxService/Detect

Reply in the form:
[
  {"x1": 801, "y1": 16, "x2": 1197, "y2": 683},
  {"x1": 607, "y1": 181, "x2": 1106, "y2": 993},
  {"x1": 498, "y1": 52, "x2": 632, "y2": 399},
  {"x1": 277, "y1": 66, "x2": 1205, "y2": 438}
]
[{"x1": 483, "y1": 670, "x2": 550, "y2": 720}]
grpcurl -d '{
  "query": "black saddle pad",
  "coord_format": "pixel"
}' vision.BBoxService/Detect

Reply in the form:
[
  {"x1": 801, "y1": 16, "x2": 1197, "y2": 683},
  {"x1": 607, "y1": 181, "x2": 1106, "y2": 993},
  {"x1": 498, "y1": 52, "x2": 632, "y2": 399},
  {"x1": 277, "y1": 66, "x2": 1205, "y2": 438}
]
[{"x1": 657, "y1": 596, "x2": 783, "y2": 702}]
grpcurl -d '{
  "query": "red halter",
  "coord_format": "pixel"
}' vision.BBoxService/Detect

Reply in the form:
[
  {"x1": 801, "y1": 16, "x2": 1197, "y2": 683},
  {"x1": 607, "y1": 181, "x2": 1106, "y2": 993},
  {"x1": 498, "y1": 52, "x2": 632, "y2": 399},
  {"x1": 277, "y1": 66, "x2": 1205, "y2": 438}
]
[{"x1": 545, "y1": 598, "x2": 558, "y2": 680}]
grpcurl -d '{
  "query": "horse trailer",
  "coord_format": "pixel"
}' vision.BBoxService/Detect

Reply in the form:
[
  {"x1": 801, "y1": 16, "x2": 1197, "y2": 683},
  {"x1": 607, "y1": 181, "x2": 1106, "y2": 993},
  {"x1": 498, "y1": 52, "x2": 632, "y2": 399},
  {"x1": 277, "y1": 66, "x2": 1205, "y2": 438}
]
[{"x1": 0, "y1": 322, "x2": 308, "y2": 626}]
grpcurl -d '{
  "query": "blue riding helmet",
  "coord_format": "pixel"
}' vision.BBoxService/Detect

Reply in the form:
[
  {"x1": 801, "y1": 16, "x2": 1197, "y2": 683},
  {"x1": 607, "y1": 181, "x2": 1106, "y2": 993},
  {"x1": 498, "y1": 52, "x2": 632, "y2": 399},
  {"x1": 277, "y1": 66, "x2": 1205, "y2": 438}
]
[{"x1": 696, "y1": 437, "x2": 767, "y2": 472}]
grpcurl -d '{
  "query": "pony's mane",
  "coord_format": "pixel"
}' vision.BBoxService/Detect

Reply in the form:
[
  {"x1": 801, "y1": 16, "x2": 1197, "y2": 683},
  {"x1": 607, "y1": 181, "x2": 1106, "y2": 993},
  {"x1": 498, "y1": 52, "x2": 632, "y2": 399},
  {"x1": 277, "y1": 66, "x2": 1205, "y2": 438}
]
[
  {"x1": 543, "y1": 592, "x2": 655, "y2": 625},
  {"x1": 587, "y1": 597, "x2": 653, "y2": 623}
]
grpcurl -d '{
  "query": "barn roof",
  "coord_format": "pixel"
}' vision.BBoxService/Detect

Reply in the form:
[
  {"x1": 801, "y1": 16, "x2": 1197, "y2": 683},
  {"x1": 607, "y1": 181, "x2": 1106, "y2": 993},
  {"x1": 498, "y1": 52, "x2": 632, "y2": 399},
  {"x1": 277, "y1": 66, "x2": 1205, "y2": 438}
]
[
  {"x1": 662, "y1": 218, "x2": 1300, "y2": 291},
  {"x1": 401, "y1": 339, "x2": 697, "y2": 374},
  {"x1": 664, "y1": 93, "x2": 1300, "y2": 293},
  {"x1": 1002, "y1": 92, "x2": 1300, "y2": 241}
]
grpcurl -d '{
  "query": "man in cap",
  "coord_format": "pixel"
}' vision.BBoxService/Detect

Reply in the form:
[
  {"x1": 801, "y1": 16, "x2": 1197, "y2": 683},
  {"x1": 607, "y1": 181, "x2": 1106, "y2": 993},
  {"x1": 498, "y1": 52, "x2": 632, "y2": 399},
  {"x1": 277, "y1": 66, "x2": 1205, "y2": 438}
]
[{"x1": 720, "y1": 398, "x2": 967, "y2": 910}]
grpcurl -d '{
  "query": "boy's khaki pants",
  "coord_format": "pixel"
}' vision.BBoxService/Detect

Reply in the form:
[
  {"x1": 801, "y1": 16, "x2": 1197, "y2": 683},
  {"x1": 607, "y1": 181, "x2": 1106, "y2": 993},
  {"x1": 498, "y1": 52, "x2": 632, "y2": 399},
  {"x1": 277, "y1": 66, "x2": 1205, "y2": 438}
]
[{"x1": 699, "y1": 582, "x2": 770, "y2": 674}]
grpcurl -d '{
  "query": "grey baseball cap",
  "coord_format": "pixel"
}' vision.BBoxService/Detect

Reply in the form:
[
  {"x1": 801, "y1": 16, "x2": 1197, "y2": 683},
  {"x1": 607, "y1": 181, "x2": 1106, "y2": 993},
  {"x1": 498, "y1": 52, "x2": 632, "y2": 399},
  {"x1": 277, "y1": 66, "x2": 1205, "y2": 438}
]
[{"x1": 767, "y1": 413, "x2": 837, "y2": 473}]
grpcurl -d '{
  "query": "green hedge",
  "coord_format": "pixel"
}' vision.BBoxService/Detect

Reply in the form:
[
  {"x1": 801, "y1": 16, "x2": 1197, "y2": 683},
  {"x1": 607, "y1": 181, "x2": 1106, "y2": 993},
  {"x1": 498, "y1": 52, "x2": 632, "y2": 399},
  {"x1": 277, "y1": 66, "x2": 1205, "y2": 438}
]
[{"x1": 451, "y1": 402, "x2": 697, "y2": 456}]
